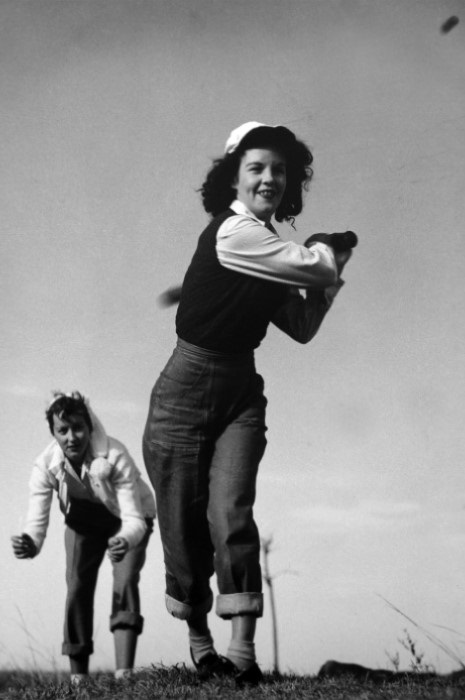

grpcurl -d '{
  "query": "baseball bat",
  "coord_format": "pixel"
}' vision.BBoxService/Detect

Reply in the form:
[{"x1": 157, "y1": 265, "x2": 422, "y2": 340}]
[
  {"x1": 304, "y1": 230, "x2": 358, "y2": 252},
  {"x1": 158, "y1": 285, "x2": 183, "y2": 308}
]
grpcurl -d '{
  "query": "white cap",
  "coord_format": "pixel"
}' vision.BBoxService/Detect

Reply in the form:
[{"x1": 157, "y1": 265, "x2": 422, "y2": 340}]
[{"x1": 224, "y1": 121, "x2": 295, "y2": 154}]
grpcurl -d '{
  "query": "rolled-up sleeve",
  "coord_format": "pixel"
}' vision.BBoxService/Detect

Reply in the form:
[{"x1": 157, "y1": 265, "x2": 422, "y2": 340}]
[
  {"x1": 216, "y1": 214, "x2": 338, "y2": 288},
  {"x1": 111, "y1": 452, "x2": 148, "y2": 549},
  {"x1": 23, "y1": 464, "x2": 55, "y2": 553}
]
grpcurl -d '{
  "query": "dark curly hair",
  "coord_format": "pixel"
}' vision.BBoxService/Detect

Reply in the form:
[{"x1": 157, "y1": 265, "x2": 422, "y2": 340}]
[
  {"x1": 45, "y1": 391, "x2": 93, "y2": 435},
  {"x1": 200, "y1": 129, "x2": 313, "y2": 224}
]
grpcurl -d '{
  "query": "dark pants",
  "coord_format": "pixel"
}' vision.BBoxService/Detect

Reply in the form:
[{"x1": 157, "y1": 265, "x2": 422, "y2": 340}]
[
  {"x1": 143, "y1": 338, "x2": 266, "y2": 621},
  {"x1": 61, "y1": 499, "x2": 152, "y2": 657}
]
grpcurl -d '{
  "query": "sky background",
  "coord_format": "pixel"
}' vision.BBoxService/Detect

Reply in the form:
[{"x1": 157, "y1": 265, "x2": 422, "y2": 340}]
[{"x1": 1, "y1": 0, "x2": 465, "y2": 677}]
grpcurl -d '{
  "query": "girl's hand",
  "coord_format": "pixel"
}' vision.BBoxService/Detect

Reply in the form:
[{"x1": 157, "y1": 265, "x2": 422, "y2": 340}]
[
  {"x1": 107, "y1": 537, "x2": 129, "y2": 563},
  {"x1": 11, "y1": 534, "x2": 37, "y2": 559}
]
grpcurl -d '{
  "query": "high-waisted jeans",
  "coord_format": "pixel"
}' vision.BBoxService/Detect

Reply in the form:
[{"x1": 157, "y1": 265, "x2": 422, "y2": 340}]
[{"x1": 143, "y1": 338, "x2": 267, "y2": 621}]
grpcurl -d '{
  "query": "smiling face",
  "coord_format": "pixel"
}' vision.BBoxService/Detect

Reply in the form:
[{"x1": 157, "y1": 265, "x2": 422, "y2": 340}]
[
  {"x1": 233, "y1": 147, "x2": 287, "y2": 223},
  {"x1": 52, "y1": 412, "x2": 91, "y2": 467}
]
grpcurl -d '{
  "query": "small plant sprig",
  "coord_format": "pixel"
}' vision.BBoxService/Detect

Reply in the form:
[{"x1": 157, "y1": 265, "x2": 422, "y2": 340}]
[
  {"x1": 378, "y1": 594, "x2": 465, "y2": 671},
  {"x1": 399, "y1": 628, "x2": 434, "y2": 673},
  {"x1": 387, "y1": 628, "x2": 435, "y2": 673}
]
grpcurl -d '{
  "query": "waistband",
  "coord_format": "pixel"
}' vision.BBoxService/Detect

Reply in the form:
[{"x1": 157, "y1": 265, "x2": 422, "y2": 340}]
[{"x1": 176, "y1": 337, "x2": 254, "y2": 364}]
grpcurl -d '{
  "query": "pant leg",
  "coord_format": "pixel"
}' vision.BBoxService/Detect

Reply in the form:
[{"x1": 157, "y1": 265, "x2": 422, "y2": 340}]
[
  {"x1": 110, "y1": 519, "x2": 153, "y2": 634},
  {"x1": 208, "y1": 374, "x2": 267, "y2": 619},
  {"x1": 62, "y1": 525, "x2": 107, "y2": 657},
  {"x1": 142, "y1": 349, "x2": 216, "y2": 621}
]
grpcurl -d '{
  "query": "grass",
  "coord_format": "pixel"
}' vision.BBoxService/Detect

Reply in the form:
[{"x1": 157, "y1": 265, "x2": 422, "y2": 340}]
[
  {"x1": 1, "y1": 666, "x2": 465, "y2": 700},
  {"x1": 4, "y1": 602, "x2": 465, "y2": 699}
]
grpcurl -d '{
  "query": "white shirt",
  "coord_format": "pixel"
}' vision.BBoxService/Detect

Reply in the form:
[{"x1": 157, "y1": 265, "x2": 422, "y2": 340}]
[
  {"x1": 216, "y1": 199, "x2": 338, "y2": 288},
  {"x1": 215, "y1": 200, "x2": 345, "y2": 343},
  {"x1": 23, "y1": 413, "x2": 156, "y2": 552}
]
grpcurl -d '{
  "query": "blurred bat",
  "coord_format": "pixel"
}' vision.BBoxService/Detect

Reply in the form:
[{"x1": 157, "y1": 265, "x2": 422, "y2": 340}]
[{"x1": 158, "y1": 285, "x2": 183, "y2": 308}]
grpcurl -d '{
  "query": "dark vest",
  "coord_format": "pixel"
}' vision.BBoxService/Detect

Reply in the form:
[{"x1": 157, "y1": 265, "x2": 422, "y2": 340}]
[{"x1": 176, "y1": 210, "x2": 289, "y2": 353}]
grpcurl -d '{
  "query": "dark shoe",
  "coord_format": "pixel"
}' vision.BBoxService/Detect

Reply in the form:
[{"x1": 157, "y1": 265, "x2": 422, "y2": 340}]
[
  {"x1": 190, "y1": 649, "x2": 236, "y2": 681},
  {"x1": 235, "y1": 662, "x2": 264, "y2": 687}
]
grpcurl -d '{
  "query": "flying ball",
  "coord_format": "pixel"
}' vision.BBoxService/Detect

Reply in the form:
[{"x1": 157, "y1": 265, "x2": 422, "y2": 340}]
[{"x1": 441, "y1": 16, "x2": 459, "y2": 33}]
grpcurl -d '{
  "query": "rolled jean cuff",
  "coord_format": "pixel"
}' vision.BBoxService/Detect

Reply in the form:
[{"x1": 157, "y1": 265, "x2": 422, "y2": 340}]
[
  {"x1": 216, "y1": 593, "x2": 264, "y2": 619},
  {"x1": 110, "y1": 611, "x2": 144, "y2": 634},
  {"x1": 165, "y1": 592, "x2": 213, "y2": 621},
  {"x1": 62, "y1": 641, "x2": 93, "y2": 657}
]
